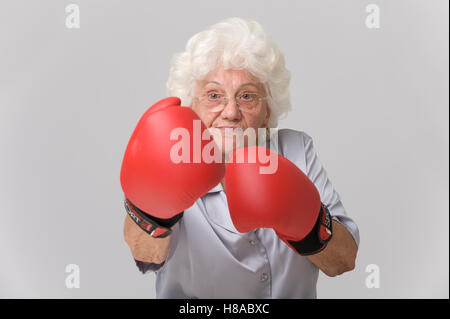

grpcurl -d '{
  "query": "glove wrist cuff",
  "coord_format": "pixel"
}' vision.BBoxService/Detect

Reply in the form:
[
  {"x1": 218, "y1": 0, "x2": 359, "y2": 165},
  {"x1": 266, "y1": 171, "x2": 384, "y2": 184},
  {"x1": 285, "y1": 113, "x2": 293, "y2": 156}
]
[
  {"x1": 124, "y1": 198, "x2": 183, "y2": 238},
  {"x1": 286, "y1": 203, "x2": 333, "y2": 256}
]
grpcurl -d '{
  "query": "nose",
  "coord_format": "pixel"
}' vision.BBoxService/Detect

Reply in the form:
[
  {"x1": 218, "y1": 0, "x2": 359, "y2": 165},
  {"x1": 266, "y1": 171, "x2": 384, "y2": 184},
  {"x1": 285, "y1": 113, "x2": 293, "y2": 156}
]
[{"x1": 220, "y1": 97, "x2": 242, "y2": 121}]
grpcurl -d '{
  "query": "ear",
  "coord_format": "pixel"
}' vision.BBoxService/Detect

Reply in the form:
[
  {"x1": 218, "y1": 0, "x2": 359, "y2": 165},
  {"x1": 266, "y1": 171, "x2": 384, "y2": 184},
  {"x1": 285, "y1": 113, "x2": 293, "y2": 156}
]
[
  {"x1": 263, "y1": 104, "x2": 271, "y2": 127},
  {"x1": 191, "y1": 98, "x2": 197, "y2": 111},
  {"x1": 262, "y1": 84, "x2": 272, "y2": 127}
]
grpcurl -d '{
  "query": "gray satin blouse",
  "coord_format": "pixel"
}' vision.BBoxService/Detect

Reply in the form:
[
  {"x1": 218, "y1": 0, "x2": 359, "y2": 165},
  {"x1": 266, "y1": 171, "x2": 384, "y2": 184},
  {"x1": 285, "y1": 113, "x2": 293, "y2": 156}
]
[{"x1": 134, "y1": 129, "x2": 360, "y2": 298}]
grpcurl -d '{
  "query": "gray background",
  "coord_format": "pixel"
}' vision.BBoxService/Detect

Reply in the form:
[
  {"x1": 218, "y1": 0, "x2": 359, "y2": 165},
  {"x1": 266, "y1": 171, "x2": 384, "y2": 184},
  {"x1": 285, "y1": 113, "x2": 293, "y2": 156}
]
[{"x1": 0, "y1": 0, "x2": 448, "y2": 298}]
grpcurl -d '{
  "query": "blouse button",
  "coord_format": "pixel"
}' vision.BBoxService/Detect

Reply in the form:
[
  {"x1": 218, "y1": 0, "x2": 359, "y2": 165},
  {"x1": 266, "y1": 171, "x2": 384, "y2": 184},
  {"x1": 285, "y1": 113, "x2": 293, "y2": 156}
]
[{"x1": 260, "y1": 272, "x2": 269, "y2": 282}]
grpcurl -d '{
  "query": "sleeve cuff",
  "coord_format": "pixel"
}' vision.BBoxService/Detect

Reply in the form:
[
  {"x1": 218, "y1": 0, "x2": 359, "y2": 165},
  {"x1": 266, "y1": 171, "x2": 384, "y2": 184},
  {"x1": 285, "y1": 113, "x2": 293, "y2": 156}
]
[{"x1": 134, "y1": 259, "x2": 165, "y2": 274}]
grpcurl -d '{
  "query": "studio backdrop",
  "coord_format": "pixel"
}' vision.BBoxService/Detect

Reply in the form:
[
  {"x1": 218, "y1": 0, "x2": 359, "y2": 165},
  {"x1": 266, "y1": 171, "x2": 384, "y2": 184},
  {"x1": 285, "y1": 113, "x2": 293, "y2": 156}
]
[{"x1": 0, "y1": 0, "x2": 448, "y2": 298}]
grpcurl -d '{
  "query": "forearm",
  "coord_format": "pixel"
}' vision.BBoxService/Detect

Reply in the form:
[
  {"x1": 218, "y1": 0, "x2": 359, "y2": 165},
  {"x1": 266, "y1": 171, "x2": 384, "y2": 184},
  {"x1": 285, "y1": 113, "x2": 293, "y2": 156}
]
[
  {"x1": 307, "y1": 220, "x2": 358, "y2": 277},
  {"x1": 123, "y1": 214, "x2": 171, "y2": 264}
]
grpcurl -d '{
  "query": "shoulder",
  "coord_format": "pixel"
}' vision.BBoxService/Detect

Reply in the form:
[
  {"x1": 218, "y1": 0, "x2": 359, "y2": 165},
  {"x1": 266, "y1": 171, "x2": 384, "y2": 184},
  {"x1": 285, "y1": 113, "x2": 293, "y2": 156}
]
[
  {"x1": 276, "y1": 128, "x2": 313, "y2": 149},
  {"x1": 274, "y1": 129, "x2": 314, "y2": 173}
]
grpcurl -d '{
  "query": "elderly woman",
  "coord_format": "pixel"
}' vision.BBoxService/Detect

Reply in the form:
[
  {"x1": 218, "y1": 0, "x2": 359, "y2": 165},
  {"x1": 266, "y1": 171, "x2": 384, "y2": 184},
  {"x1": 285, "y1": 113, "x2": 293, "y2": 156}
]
[{"x1": 121, "y1": 17, "x2": 359, "y2": 299}]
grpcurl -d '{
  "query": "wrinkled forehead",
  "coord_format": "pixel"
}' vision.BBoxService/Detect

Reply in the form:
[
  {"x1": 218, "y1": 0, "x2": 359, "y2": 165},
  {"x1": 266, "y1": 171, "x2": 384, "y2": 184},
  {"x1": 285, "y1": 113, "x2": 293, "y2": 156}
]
[{"x1": 196, "y1": 66, "x2": 266, "y2": 93}]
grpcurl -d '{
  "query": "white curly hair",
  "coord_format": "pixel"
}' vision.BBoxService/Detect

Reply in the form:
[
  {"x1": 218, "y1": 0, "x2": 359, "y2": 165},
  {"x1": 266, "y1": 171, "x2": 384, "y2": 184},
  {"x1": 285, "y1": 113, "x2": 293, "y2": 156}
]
[{"x1": 166, "y1": 17, "x2": 291, "y2": 128}]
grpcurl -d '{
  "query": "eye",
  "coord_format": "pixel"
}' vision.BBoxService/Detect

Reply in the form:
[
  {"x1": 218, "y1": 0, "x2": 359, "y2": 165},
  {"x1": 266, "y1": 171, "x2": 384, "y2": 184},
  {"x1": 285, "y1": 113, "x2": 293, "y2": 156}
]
[
  {"x1": 207, "y1": 92, "x2": 222, "y2": 100},
  {"x1": 240, "y1": 93, "x2": 256, "y2": 100}
]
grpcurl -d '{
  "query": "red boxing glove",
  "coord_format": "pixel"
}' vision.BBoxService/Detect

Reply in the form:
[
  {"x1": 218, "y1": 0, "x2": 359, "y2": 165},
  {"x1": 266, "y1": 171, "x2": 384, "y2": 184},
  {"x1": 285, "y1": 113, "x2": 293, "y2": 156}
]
[
  {"x1": 120, "y1": 97, "x2": 225, "y2": 237},
  {"x1": 225, "y1": 146, "x2": 332, "y2": 255}
]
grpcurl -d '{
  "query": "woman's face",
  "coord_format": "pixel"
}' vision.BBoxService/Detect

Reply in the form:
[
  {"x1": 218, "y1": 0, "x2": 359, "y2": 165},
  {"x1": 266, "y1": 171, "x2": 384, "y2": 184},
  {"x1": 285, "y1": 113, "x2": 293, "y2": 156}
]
[{"x1": 191, "y1": 64, "x2": 270, "y2": 156}]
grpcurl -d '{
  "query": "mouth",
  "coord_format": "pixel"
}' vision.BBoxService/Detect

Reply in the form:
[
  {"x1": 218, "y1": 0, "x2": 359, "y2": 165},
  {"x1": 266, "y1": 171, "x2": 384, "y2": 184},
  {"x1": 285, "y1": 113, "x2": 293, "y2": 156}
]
[{"x1": 216, "y1": 126, "x2": 242, "y2": 131}]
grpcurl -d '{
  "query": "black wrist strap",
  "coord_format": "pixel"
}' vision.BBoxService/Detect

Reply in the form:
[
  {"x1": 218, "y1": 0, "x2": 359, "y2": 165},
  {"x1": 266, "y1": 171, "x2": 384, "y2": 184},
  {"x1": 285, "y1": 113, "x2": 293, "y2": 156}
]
[
  {"x1": 124, "y1": 198, "x2": 183, "y2": 238},
  {"x1": 288, "y1": 203, "x2": 333, "y2": 256}
]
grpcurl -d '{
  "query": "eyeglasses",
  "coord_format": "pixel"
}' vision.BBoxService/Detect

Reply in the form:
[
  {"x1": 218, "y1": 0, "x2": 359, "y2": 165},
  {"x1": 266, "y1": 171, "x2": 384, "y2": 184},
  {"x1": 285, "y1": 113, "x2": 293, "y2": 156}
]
[{"x1": 193, "y1": 92, "x2": 267, "y2": 113}]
